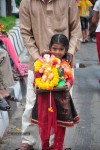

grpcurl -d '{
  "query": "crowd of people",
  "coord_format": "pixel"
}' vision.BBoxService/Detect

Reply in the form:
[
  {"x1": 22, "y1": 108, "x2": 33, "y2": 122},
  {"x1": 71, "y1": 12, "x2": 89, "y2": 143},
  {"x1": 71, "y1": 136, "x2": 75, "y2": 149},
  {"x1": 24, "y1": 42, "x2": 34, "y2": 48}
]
[{"x1": 0, "y1": 0, "x2": 100, "y2": 150}]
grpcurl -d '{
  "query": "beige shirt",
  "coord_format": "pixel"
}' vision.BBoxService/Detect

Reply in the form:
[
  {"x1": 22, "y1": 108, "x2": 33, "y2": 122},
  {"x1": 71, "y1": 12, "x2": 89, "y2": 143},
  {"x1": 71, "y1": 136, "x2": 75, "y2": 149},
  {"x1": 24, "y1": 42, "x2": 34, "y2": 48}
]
[{"x1": 19, "y1": 0, "x2": 82, "y2": 70}]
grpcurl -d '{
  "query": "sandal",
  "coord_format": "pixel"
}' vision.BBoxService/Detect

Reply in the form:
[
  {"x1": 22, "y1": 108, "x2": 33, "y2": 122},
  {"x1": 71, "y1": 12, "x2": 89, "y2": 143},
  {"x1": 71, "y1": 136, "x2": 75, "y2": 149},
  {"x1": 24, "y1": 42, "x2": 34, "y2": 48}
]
[
  {"x1": 5, "y1": 95, "x2": 19, "y2": 102},
  {"x1": 0, "y1": 98, "x2": 11, "y2": 111}
]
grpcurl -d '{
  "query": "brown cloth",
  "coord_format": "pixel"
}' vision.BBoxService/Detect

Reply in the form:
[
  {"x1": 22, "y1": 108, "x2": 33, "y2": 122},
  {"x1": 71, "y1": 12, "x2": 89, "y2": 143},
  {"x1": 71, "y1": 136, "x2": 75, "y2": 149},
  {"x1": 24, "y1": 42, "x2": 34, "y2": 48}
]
[{"x1": 32, "y1": 90, "x2": 80, "y2": 128}]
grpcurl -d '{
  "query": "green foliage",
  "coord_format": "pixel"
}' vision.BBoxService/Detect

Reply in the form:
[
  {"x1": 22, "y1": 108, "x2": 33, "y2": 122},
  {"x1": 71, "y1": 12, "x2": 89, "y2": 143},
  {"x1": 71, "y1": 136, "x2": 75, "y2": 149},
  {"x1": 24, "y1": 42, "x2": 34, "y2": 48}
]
[
  {"x1": 15, "y1": 0, "x2": 22, "y2": 6},
  {"x1": 0, "y1": 16, "x2": 16, "y2": 31}
]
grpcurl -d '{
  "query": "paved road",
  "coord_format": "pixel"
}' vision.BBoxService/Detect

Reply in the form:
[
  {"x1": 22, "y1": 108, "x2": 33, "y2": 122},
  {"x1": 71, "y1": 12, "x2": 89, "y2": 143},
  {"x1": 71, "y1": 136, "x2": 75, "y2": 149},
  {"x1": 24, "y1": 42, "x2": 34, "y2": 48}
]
[
  {"x1": 0, "y1": 42, "x2": 100, "y2": 150},
  {"x1": 64, "y1": 42, "x2": 100, "y2": 150}
]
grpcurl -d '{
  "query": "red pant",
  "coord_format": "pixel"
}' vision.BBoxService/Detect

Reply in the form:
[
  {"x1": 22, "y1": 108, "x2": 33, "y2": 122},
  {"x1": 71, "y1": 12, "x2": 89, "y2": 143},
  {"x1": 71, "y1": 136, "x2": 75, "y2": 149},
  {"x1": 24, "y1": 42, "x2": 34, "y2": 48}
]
[
  {"x1": 41, "y1": 126, "x2": 66, "y2": 150},
  {"x1": 96, "y1": 32, "x2": 100, "y2": 64}
]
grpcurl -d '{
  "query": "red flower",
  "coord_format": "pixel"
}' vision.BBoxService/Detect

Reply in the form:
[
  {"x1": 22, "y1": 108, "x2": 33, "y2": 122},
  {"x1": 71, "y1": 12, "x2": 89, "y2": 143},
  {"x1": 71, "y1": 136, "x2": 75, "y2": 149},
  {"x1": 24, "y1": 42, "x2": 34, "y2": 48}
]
[
  {"x1": 0, "y1": 24, "x2": 4, "y2": 29},
  {"x1": 35, "y1": 72, "x2": 41, "y2": 78}
]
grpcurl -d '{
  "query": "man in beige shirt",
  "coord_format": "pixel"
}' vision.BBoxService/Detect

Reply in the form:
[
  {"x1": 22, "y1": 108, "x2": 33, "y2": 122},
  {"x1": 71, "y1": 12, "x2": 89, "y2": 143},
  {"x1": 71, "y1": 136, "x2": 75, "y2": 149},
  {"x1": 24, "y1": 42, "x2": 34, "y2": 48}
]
[{"x1": 19, "y1": 0, "x2": 82, "y2": 149}]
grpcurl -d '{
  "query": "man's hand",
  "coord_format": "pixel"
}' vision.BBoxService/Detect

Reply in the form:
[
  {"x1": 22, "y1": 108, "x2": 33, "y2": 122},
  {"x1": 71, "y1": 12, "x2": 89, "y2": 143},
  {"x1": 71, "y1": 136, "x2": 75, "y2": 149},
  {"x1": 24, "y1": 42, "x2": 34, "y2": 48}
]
[{"x1": 66, "y1": 52, "x2": 73, "y2": 67}]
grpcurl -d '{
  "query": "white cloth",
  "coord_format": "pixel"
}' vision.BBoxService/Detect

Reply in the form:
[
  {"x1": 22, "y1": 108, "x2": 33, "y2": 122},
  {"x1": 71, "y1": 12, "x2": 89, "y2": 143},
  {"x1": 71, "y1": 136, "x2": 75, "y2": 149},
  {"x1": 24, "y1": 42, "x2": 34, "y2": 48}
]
[
  {"x1": 93, "y1": 0, "x2": 100, "y2": 32},
  {"x1": 22, "y1": 70, "x2": 41, "y2": 149}
]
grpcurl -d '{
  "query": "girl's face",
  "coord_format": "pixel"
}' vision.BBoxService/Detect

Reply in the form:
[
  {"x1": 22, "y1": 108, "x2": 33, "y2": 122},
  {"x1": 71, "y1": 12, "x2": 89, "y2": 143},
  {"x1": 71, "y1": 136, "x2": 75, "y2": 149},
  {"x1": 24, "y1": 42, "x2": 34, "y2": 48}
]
[{"x1": 50, "y1": 43, "x2": 66, "y2": 59}]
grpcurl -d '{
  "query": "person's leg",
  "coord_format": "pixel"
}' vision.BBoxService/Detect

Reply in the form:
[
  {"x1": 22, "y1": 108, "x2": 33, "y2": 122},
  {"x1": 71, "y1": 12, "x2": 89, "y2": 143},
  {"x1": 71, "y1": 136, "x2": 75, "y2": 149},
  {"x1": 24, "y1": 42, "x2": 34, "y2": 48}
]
[
  {"x1": 80, "y1": 17, "x2": 86, "y2": 42},
  {"x1": 53, "y1": 126, "x2": 66, "y2": 150},
  {"x1": 85, "y1": 19, "x2": 89, "y2": 41},
  {"x1": 82, "y1": 30, "x2": 86, "y2": 42},
  {"x1": 21, "y1": 70, "x2": 41, "y2": 149},
  {"x1": 0, "y1": 73, "x2": 11, "y2": 111},
  {"x1": 96, "y1": 32, "x2": 100, "y2": 64},
  {"x1": 0, "y1": 49, "x2": 14, "y2": 89},
  {"x1": 81, "y1": 17, "x2": 89, "y2": 43},
  {"x1": 0, "y1": 49, "x2": 18, "y2": 109},
  {"x1": 41, "y1": 133, "x2": 49, "y2": 150}
]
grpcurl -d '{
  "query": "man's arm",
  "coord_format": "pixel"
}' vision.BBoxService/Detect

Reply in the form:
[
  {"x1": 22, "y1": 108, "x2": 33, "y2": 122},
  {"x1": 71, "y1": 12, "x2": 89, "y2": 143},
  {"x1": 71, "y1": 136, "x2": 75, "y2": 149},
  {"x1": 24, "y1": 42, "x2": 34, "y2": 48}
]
[
  {"x1": 92, "y1": 10, "x2": 99, "y2": 24},
  {"x1": 19, "y1": 0, "x2": 40, "y2": 62},
  {"x1": 68, "y1": 0, "x2": 82, "y2": 55},
  {"x1": 92, "y1": 1, "x2": 99, "y2": 25}
]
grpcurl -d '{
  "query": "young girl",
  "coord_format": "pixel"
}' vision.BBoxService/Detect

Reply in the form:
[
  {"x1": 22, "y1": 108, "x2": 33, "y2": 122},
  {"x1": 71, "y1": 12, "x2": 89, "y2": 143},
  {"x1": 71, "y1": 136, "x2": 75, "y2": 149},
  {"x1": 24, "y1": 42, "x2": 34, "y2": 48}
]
[{"x1": 32, "y1": 34, "x2": 80, "y2": 150}]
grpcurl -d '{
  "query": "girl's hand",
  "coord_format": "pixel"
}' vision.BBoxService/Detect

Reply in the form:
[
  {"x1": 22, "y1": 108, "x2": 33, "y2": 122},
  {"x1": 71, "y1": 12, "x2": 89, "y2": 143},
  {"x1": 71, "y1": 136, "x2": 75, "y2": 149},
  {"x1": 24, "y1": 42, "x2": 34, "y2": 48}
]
[{"x1": 64, "y1": 82, "x2": 72, "y2": 91}]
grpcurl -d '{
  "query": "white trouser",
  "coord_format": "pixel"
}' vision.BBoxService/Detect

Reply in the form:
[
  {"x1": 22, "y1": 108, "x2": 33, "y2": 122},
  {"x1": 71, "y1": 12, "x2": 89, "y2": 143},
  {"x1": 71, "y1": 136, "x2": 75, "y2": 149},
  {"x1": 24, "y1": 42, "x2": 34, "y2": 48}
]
[{"x1": 22, "y1": 70, "x2": 41, "y2": 149}]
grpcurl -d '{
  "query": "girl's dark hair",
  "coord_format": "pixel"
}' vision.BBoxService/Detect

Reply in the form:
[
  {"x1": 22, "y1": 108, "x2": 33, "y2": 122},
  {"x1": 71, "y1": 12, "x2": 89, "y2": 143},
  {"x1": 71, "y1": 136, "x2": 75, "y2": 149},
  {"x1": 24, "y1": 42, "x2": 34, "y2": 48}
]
[
  {"x1": 49, "y1": 34, "x2": 69, "y2": 59},
  {"x1": 49, "y1": 34, "x2": 69, "y2": 50}
]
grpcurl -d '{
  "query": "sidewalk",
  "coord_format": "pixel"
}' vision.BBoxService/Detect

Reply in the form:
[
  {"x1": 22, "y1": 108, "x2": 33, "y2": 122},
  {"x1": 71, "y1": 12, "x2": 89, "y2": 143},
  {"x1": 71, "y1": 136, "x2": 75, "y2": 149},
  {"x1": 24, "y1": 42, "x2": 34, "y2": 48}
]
[{"x1": 0, "y1": 41, "x2": 100, "y2": 150}]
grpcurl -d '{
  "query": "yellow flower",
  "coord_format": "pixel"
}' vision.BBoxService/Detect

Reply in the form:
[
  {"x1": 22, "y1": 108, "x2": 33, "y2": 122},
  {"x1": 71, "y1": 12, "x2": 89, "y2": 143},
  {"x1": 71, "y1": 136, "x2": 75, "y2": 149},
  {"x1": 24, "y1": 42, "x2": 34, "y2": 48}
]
[
  {"x1": 35, "y1": 67, "x2": 59, "y2": 90},
  {"x1": 34, "y1": 56, "x2": 60, "y2": 90},
  {"x1": 34, "y1": 60, "x2": 42, "y2": 72}
]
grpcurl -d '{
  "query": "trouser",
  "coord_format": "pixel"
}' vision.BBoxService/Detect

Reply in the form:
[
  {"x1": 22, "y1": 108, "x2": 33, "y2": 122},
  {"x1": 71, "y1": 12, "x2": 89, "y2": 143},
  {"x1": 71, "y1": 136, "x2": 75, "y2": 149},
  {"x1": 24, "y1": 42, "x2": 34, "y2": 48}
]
[
  {"x1": 96, "y1": 32, "x2": 100, "y2": 64},
  {"x1": 53, "y1": 126, "x2": 66, "y2": 150},
  {"x1": 22, "y1": 70, "x2": 41, "y2": 149},
  {"x1": 42, "y1": 126, "x2": 66, "y2": 150}
]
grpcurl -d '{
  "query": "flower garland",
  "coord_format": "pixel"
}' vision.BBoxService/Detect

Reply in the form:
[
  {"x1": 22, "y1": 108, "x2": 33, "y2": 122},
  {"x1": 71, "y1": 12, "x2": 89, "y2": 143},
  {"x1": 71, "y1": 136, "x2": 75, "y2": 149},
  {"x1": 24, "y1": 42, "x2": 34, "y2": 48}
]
[
  {"x1": 34, "y1": 60, "x2": 42, "y2": 72},
  {"x1": 35, "y1": 67, "x2": 59, "y2": 90},
  {"x1": 34, "y1": 54, "x2": 60, "y2": 90},
  {"x1": 0, "y1": 24, "x2": 9, "y2": 37}
]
